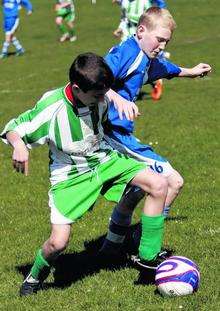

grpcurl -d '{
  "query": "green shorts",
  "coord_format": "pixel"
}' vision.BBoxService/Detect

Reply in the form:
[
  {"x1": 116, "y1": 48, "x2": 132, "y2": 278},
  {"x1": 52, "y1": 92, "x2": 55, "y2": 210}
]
[
  {"x1": 57, "y1": 9, "x2": 75, "y2": 23},
  {"x1": 49, "y1": 152, "x2": 147, "y2": 224}
]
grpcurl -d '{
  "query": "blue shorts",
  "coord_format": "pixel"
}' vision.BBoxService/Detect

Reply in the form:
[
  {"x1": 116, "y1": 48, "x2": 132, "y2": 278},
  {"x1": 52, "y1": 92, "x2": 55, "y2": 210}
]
[
  {"x1": 3, "y1": 17, "x2": 19, "y2": 35},
  {"x1": 105, "y1": 130, "x2": 174, "y2": 177}
]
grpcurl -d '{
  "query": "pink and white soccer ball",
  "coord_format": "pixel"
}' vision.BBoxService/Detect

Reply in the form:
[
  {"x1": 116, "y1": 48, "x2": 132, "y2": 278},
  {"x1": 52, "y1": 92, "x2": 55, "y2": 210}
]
[{"x1": 155, "y1": 256, "x2": 200, "y2": 297}]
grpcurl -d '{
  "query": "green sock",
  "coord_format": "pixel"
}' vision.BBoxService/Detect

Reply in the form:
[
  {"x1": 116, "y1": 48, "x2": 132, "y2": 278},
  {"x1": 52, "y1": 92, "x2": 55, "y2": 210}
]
[
  {"x1": 138, "y1": 213, "x2": 165, "y2": 261},
  {"x1": 30, "y1": 249, "x2": 50, "y2": 280},
  {"x1": 69, "y1": 28, "x2": 76, "y2": 37},
  {"x1": 58, "y1": 24, "x2": 68, "y2": 34}
]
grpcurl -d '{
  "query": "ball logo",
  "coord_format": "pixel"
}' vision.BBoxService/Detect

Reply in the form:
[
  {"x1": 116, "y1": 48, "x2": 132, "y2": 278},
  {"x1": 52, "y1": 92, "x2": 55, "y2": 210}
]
[{"x1": 156, "y1": 261, "x2": 178, "y2": 274}]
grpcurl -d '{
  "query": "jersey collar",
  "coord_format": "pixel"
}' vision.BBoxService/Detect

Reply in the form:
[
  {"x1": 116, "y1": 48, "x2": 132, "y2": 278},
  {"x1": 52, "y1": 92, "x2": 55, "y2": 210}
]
[
  {"x1": 64, "y1": 83, "x2": 89, "y2": 109},
  {"x1": 64, "y1": 83, "x2": 76, "y2": 106}
]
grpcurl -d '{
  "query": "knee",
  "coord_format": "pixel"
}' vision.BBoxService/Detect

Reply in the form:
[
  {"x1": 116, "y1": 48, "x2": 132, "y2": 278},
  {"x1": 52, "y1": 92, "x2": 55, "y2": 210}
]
[
  {"x1": 150, "y1": 176, "x2": 168, "y2": 199},
  {"x1": 176, "y1": 175, "x2": 184, "y2": 190},
  {"x1": 55, "y1": 17, "x2": 62, "y2": 25},
  {"x1": 6, "y1": 35, "x2": 11, "y2": 42},
  {"x1": 169, "y1": 173, "x2": 184, "y2": 192},
  {"x1": 48, "y1": 236, "x2": 69, "y2": 253}
]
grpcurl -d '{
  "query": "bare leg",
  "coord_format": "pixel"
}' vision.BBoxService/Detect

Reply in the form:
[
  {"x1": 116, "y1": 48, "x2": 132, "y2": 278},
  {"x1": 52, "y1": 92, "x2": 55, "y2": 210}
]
[
  {"x1": 0, "y1": 34, "x2": 11, "y2": 56},
  {"x1": 130, "y1": 169, "x2": 167, "y2": 215},
  {"x1": 20, "y1": 224, "x2": 71, "y2": 296},
  {"x1": 42, "y1": 224, "x2": 71, "y2": 260},
  {"x1": 28, "y1": 224, "x2": 71, "y2": 281},
  {"x1": 165, "y1": 169, "x2": 184, "y2": 207},
  {"x1": 67, "y1": 20, "x2": 76, "y2": 41},
  {"x1": 56, "y1": 17, "x2": 69, "y2": 42}
]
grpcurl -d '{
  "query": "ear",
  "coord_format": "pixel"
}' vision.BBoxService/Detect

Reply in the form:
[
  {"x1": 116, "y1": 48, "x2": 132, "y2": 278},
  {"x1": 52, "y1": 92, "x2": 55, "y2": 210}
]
[
  {"x1": 136, "y1": 25, "x2": 145, "y2": 39},
  {"x1": 72, "y1": 84, "x2": 80, "y2": 93}
]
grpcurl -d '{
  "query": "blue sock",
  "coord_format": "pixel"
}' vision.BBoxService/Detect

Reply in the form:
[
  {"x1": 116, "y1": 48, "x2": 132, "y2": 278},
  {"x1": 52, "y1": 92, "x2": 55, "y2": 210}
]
[
  {"x1": 12, "y1": 37, "x2": 23, "y2": 52},
  {"x1": 163, "y1": 206, "x2": 170, "y2": 217},
  {"x1": 1, "y1": 41, "x2": 10, "y2": 55},
  {"x1": 100, "y1": 207, "x2": 132, "y2": 254}
]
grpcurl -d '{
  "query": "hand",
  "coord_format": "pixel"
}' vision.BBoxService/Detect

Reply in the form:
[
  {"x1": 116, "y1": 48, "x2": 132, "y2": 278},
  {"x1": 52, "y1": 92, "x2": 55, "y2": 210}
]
[
  {"x1": 113, "y1": 28, "x2": 123, "y2": 38},
  {"x1": 12, "y1": 141, "x2": 29, "y2": 176},
  {"x1": 190, "y1": 63, "x2": 212, "y2": 78},
  {"x1": 106, "y1": 89, "x2": 140, "y2": 120},
  {"x1": 27, "y1": 10, "x2": 32, "y2": 15},
  {"x1": 113, "y1": 98, "x2": 140, "y2": 121}
]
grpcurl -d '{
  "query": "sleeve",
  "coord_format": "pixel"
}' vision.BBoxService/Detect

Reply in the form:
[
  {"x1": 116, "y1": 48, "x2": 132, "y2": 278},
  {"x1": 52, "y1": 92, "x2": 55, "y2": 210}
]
[
  {"x1": 152, "y1": 0, "x2": 167, "y2": 8},
  {"x1": 21, "y1": 0, "x2": 33, "y2": 12},
  {"x1": 0, "y1": 101, "x2": 50, "y2": 148},
  {"x1": 147, "y1": 58, "x2": 181, "y2": 83},
  {"x1": 104, "y1": 44, "x2": 134, "y2": 79}
]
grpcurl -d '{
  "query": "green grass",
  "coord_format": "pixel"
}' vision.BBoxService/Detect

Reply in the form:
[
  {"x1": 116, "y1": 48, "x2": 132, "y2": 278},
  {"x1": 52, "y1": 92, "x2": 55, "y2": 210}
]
[{"x1": 0, "y1": 0, "x2": 220, "y2": 309}]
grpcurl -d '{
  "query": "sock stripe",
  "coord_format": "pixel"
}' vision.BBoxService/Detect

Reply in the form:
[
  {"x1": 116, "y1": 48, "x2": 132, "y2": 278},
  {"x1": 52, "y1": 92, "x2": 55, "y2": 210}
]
[{"x1": 106, "y1": 231, "x2": 125, "y2": 243}]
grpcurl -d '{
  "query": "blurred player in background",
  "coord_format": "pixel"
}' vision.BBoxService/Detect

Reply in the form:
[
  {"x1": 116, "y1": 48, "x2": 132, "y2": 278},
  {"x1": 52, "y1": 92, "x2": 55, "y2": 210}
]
[
  {"x1": 112, "y1": 0, "x2": 127, "y2": 39},
  {"x1": 113, "y1": 1, "x2": 167, "y2": 41},
  {"x1": 55, "y1": 0, "x2": 76, "y2": 43},
  {"x1": 0, "y1": 0, "x2": 32, "y2": 58}
]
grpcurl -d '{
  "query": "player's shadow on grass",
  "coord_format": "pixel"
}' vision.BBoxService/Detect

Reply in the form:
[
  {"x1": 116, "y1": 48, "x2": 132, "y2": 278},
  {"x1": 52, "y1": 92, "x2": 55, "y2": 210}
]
[
  {"x1": 16, "y1": 221, "x2": 182, "y2": 291},
  {"x1": 7, "y1": 52, "x2": 17, "y2": 57},
  {"x1": 16, "y1": 224, "x2": 138, "y2": 290},
  {"x1": 16, "y1": 238, "x2": 133, "y2": 291}
]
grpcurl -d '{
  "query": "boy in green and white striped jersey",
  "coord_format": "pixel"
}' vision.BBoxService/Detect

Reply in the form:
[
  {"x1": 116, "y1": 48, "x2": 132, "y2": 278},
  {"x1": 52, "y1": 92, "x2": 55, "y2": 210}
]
[{"x1": 1, "y1": 52, "x2": 168, "y2": 296}]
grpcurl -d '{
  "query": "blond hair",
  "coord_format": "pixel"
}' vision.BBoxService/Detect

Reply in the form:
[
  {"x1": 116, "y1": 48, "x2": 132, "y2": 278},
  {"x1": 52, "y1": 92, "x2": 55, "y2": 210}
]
[{"x1": 138, "y1": 7, "x2": 176, "y2": 32}]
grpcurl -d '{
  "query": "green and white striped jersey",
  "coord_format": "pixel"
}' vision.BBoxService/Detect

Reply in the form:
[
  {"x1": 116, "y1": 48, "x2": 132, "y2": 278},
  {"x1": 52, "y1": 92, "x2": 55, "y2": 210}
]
[
  {"x1": 56, "y1": 0, "x2": 75, "y2": 15},
  {"x1": 1, "y1": 84, "x2": 115, "y2": 185},
  {"x1": 122, "y1": 0, "x2": 151, "y2": 24}
]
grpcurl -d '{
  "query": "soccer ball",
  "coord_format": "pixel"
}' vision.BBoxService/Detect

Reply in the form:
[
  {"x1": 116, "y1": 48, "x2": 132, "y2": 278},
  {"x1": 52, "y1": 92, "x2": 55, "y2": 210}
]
[{"x1": 155, "y1": 256, "x2": 200, "y2": 297}]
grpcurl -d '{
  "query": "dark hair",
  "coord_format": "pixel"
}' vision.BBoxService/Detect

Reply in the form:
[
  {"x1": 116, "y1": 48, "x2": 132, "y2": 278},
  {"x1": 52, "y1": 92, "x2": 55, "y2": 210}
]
[{"x1": 69, "y1": 52, "x2": 114, "y2": 92}]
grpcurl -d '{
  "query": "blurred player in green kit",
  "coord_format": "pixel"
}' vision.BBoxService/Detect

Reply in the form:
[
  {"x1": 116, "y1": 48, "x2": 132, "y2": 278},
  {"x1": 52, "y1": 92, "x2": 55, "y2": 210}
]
[{"x1": 55, "y1": 0, "x2": 76, "y2": 42}]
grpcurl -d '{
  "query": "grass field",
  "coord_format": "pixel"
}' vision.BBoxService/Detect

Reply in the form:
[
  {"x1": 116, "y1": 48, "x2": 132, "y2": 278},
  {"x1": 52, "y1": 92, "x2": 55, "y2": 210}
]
[{"x1": 0, "y1": 0, "x2": 219, "y2": 310}]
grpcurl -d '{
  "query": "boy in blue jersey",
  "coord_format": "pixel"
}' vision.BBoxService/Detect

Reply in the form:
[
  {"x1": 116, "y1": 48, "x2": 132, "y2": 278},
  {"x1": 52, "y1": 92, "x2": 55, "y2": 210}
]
[
  {"x1": 113, "y1": 1, "x2": 168, "y2": 100},
  {"x1": 101, "y1": 7, "x2": 211, "y2": 267},
  {"x1": 0, "y1": 0, "x2": 32, "y2": 58}
]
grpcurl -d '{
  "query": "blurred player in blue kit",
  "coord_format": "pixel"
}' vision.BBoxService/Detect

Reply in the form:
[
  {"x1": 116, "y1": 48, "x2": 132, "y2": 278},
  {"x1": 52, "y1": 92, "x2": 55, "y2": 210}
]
[{"x1": 0, "y1": 0, "x2": 33, "y2": 58}]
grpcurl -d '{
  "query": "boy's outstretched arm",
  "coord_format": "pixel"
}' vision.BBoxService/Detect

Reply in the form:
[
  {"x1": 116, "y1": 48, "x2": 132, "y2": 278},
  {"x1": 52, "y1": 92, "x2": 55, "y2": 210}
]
[
  {"x1": 178, "y1": 63, "x2": 212, "y2": 78},
  {"x1": 6, "y1": 131, "x2": 29, "y2": 176},
  {"x1": 106, "y1": 88, "x2": 140, "y2": 121}
]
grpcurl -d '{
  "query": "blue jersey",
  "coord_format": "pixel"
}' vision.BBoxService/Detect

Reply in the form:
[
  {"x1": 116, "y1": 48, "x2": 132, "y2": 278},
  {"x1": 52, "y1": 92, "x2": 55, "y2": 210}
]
[
  {"x1": 105, "y1": 36, "x2": 181, "y2": 134},
  {"x1": 2, "y1": 0, "x2": 32, "y2": 18}
]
